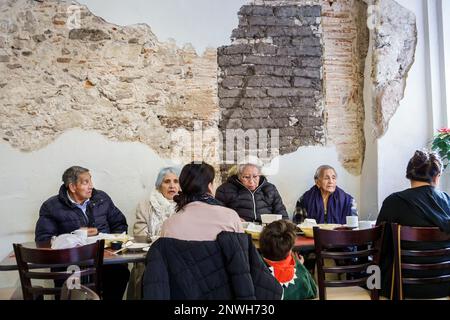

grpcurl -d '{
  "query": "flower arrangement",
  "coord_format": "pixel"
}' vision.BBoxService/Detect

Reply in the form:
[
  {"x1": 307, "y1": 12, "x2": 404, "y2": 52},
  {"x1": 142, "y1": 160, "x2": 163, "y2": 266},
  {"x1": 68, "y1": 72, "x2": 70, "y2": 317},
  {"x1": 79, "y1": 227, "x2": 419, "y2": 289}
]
[{"x1": 431, "y1": 128, "x2": 450, "y2": 169}]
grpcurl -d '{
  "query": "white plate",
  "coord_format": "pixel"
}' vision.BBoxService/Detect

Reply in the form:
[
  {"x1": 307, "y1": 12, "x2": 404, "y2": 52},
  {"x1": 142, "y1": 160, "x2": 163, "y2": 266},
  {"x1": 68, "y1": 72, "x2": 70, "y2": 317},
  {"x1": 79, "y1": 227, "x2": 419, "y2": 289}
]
[
  {"x1": 142, "y1": 246, "x2": 150, "y2": 252},
  {"x1": 126, "y1": 242, "x2": 150, "y2": 251}
]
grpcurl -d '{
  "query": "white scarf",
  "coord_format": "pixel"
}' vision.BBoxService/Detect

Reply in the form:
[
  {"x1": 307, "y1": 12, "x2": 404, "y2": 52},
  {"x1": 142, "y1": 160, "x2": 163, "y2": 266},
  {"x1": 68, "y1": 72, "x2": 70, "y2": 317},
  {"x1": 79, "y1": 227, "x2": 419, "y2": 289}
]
[{"x1": 148, "y1": 189, "x2": 176, "y2": 236}]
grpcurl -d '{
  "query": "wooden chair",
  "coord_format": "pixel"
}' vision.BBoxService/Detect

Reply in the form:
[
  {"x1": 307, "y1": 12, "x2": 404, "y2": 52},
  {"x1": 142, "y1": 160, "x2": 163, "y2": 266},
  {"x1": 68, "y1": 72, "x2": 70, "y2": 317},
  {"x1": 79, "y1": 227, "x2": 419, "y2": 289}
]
[
  {"x1": 392, "y1": 224, "x2": 450, "y2": 300},
  {"x1": 60, "y1": 281, "x2": 100, "y2": 300},
  {"x1": 313, "y1": 224, "x2": 385, "y2": 300},
  {"x1": 13, "y1": 240, "x2": 104, "y2": 300}
]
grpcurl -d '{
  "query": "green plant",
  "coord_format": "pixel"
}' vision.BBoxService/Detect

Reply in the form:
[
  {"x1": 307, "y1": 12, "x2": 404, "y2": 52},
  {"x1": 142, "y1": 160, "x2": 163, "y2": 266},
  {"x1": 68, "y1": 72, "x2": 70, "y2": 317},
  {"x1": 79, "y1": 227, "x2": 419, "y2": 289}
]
[{"x1": 431, "y1": 128, "x2": 450, "y2": 169}]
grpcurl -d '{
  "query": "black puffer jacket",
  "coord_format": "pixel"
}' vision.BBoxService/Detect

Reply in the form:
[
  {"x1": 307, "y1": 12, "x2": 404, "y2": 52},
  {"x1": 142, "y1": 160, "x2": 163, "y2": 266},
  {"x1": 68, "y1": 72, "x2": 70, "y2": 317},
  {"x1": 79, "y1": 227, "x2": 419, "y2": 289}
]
[
  {"x1": 215, "y1": 175, "x2": 288, "y2": 222},
  {"x1": 142, "y1": 231, "x2": 282, "y2": 300},
  {"x1": 35, "y1": 184, "x2": 128, "y2": 242}
]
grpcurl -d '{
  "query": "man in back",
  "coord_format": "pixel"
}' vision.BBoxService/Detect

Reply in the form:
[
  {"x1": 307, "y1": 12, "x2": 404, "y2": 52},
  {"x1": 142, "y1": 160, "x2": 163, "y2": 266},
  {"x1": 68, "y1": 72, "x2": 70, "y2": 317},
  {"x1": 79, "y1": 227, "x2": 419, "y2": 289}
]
[{"x1": 35, "y1": 166, "x2": 130, "y2": 300}]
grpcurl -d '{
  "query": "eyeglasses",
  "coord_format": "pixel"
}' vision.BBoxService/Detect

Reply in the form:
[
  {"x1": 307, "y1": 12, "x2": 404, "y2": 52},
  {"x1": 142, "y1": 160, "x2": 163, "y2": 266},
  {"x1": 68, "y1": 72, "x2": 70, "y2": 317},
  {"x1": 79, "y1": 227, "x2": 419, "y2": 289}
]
[{"x1": 241, "y1": 175, "x2": 260, "y2": 181}]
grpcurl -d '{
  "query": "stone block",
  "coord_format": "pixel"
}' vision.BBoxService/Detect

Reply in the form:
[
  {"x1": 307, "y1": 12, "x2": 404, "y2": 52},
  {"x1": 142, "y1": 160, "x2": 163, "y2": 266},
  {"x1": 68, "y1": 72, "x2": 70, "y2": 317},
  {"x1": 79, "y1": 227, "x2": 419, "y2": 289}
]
[
  {"x1": 243, "y1": 55, "x2": 294, "y2": 66},
  {"x1": 293, "y1": 77, "x2": 313, "y2": 88},
  {"x1": 218, "y1": 54, "x2": 243, "y2": 67},
  {"x1": 272, "y1": 36, "x2": 292, "y2": 46},
  {"x1": 218, "y1": 88, "x2": 242, "y2": 98},
  {"x1": 291, "y1": 37, "x2": 321, "y2": 47},
  {"x1": 247, "y1": 76, "x2": 290, "y2": 88},
  {"x1": 244, "y1": 88, "x2": 267, "y2": 98},
  {"x1": 239, "y1": 5, "x2": 274, "y2": 17},
  {"x1": 223, "y1": 65, "x2": 254, "y2": 76},
  {"x1": 293, "y1": 67, "x2": 320, "y2": 79},
  {"x1": 267, "y1": 88, "x2": 316, "y2": 97},
  {"x1": 266, "y1": 26, "x2": 312, "y2": 37},
  {"x1": 254, "y1": 43, "x2": 278, "y2": 55},
  {"x1": 221, "y1": 76, "x2": 244, "y2": 88},
  {"x1": 218, "y1": 44, "x2": 253, "y2": 55},
  {"x1": 277, "y1": 45, "x2": 322, "y2": 57},
  {"x1": 248, "y1": 16, "x2": 295, "y2": 27},
  {"x1": 69, "y1": 28, "x2": 111, "y2": 41},
  {"x1": 273, "y1": 6, "x2": 301, "y2": 18}
]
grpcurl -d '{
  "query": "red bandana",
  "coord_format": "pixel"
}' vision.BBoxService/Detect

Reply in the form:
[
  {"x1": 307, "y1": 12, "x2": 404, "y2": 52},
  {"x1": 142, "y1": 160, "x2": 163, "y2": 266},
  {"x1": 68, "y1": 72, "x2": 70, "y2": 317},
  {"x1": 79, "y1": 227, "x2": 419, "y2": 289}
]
[{"x1": 264, "y1": 254, "x2": 296, "y2": 285}]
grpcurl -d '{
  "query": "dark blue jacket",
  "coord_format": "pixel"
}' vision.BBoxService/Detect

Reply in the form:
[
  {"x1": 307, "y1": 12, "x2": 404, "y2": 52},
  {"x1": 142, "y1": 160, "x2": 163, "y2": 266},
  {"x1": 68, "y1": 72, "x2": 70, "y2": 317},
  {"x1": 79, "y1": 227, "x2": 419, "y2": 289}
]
[
  {"x1": 142, "y1": 231, "x2": 283, "y2": 300},
  {"x1": 35, "y1": 184, "x2": 128, "y2": 242}
]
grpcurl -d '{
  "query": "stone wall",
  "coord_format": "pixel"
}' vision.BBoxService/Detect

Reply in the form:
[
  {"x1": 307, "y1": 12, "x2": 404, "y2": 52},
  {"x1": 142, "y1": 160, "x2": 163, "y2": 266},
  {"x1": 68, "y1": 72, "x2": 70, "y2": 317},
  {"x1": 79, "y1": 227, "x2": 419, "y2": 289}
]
[
  {"x1": 0, "y1": 0, "x2": 416, "y2": 178},
  {"x1": 218, "y1": 4, "x2": 324, "y2": 168},
  {"x1": 0, "y1": 0, "x2": 219, "y2": 165},
  {"x1": 219, "y1": 0, "x2": 369, "y2": 174}
]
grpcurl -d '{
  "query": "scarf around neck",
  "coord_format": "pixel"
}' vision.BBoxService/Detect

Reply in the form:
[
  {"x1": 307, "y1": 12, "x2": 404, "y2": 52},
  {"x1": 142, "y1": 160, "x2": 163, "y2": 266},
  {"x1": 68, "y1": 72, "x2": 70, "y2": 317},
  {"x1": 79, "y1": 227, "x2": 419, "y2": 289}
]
[
  {"x1": 264, "y1": 253, "x2": 297, "y2": 288},
  {"x1": 149, "y1": 189, "x2": 176, "y2": 215},
  {"x1": 301, "y1": 185, "x2": 353, "y2": 224}
]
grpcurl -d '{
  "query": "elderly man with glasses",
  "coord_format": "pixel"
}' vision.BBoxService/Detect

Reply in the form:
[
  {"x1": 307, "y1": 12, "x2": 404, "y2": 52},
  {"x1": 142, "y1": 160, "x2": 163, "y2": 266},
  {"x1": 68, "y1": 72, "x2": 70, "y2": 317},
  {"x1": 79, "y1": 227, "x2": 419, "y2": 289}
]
[{"x1": 215, "y1": 163, "x2": 288, "y2": 223}]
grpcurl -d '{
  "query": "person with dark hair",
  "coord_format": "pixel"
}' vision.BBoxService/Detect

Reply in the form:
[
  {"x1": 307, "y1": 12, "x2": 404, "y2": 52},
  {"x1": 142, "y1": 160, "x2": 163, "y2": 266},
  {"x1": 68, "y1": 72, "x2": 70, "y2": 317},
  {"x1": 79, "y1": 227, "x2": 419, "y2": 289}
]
[
  {"x1": 35, "y1": 166, "x2": 130, "y2": 300},
  {"x1": 293, "y1": 165, "x2": 358, "y2": 224},
  {"x1": 376, "y1": 150, "x2": 450, "y2": 299},
  {"x1": 215, "y1": 163, "x2": 288, "y2": 222},
  {"x1": 259, "y1": 220, "x2": 317, "y2": 300},
  {"x1": 144, "y1": 163, "x2": 281, "y2": 299},
  {"x1": 160, "y1": 161, "x2": 243, "y2": 240}
]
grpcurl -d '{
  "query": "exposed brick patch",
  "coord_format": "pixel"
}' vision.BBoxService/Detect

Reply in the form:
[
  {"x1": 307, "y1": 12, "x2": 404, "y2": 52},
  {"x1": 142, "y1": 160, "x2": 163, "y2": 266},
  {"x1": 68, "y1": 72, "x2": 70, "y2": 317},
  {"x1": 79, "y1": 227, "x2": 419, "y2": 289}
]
[
  {"x1": 218, "y1": 4, "x2": 325, "y2": 171},
  {"x1": 322, "y1": 0, "x2": 368, "y2": 174}
]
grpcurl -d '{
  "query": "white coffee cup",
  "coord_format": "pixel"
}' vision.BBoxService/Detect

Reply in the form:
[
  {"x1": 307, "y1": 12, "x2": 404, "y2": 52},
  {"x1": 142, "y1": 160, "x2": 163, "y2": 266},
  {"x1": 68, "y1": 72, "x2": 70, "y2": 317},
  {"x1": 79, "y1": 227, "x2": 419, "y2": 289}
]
[
  {"x1": 72, "y1": 228, "x2": 88, "y2": 239},
  {"x1": 346, "y1": 216, "x2": 359, "y2": 228}
]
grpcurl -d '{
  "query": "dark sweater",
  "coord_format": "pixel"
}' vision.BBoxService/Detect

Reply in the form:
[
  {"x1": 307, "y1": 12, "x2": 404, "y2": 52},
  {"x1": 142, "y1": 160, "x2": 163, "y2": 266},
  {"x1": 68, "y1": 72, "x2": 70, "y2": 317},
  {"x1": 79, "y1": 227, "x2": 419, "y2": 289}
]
[{"x1": 376, "y1": 185, "x2": 450, "y2": 299}]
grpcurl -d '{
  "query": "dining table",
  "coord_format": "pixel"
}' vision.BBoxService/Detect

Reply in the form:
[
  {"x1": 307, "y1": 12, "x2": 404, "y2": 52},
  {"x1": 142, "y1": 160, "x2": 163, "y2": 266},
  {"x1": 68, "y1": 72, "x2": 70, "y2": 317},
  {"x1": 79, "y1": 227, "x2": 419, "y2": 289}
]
[{"x1": 0, "y1": 241, "x2": 148, "y2": 271}]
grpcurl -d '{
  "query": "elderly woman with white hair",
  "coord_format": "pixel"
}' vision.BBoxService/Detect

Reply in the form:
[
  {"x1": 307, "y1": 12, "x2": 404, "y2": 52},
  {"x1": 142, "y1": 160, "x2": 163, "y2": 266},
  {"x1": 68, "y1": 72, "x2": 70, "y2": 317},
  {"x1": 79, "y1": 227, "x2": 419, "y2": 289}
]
[
  {"x1": 133, "y1": 167, "x2": 180, "y2": 241},
  {"x1": 293, "y1": 165, "x2": 357, "y2": 225},
  {"x1": 215, "y1": 163, "x2": 288, "y2": 222},
  {"x1": 128, "y1": 167, "x2": 180, "y2": 299}
]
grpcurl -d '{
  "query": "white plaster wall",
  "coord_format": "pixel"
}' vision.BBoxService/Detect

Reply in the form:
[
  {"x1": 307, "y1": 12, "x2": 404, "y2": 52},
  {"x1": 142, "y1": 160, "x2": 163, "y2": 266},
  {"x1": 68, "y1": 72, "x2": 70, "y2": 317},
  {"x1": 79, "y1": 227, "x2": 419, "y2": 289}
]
[
  {"x1": 0, "y1": 129, "x2": 170, "y2": 288},
  {"x1": 441, "y1": 0, "x2": 450, "y2": 192},
  {"x1": 442, "y1": 0, "x2": 450, "y2": 124},
  {"x1": 266, "y1": 146, "x2": 361, "y2": 218},
  {"x1": 360, "y1": 15, "x2": 379, "y2": 220},
  {"x1": 377, "y1": 0, "x2": 433, "y2": 206}
]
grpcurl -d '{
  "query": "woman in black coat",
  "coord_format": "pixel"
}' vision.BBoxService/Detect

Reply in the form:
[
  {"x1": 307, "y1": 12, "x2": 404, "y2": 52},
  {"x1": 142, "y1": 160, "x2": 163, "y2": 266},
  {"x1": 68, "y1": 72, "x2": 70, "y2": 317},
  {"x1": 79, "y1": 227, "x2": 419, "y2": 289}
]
[
  {"x1": 215, "y1": 163, "x2": 288, "y2": 222},
  {"x1": 376, "y1": 150, "x2": 450, "y2": 299}
]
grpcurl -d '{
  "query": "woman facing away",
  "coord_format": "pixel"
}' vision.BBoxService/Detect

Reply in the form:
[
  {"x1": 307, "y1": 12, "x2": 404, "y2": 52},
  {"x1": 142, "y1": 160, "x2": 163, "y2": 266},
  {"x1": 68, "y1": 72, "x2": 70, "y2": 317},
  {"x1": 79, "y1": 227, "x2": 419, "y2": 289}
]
[
  {"x1": 293, "y1": 165, "x2": 358, "y2": 225},
  {"x1": 160, "y1": 161, "x2": 244, "y2": 241},
  {"x1": 376, "y1": 150, "x2": 450, "y2": 299}
]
